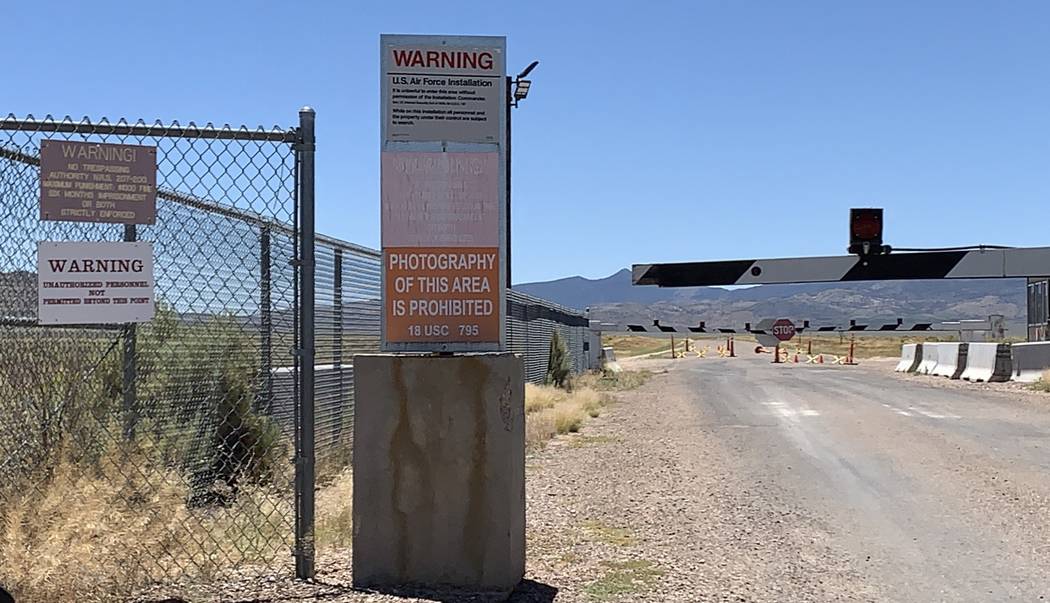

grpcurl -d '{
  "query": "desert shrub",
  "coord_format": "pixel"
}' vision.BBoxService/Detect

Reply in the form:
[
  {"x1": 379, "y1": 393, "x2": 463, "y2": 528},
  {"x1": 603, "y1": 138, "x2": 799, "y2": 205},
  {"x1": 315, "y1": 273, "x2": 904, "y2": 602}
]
[
  {"x1": 0, "y1": 308, "x2": 291, "y2": 588},
  {"x1": 553, "y1": 407, "x2": 583, "y2": 434},
  {"x1": 525, "y1": 384, "x2": 606, "y2": 448},
  {"x1": 131, "y1": 312, "x2": 288, "y2": 506},
  {"x1": 545, "y1": 330, "x2": 572, "y2": 389},
  {"x1": 524, "y1": 382, "x2": 559, "y2": 413}
]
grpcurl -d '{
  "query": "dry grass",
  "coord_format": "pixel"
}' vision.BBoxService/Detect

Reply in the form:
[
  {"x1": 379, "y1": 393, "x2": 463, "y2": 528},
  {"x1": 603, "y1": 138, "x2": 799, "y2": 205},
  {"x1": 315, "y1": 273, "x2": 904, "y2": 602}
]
[
  {"x1": 569, "y1": 435, "x2": 622, "y2": 448},
  {"x1": 524, "y1": 382, "x2": 560, "y2": 413},
  {"x1": 603, "y1": 332, "x2": 1023, "y2": 362},
  {"x1": 601, "y1": 335, "x2": 675, "y2": 358},
  {"x1": 315, "y1": 469, "x2": 354, "y2": 550},
  {"x1": 578, "y1": 369, "x2": 653, "y2": 392},
  {"x1": 554, "y1": 407, "x2": 584, "y2": 434},
  {"x1": 583, "y1": 559, "x2": 663, "y2": 601},
  {"x1": 525, "y1": 384, "x2": 608, "y2": 449},
  {"x1": 1028, "y1": 369, "x2": 1050, "y2": 393},
  {"x1": 0, "y1": 376, "x2": 638, "y2": 600},
  {"x1": 0, "y1": 446, "x2": 360, "y2": 603},
  {"x1": 582, "y1": 519, "x2": 636, "y2": 547},
  {"x1": 782, "y1": 335, "x2": 952, "y2": 360},
  {"x1": 0, "y1": 442, "x2": 294, "y2": 603},
  {"x1": 524, "y1": 370, "x2": 655, "y2": 449}
]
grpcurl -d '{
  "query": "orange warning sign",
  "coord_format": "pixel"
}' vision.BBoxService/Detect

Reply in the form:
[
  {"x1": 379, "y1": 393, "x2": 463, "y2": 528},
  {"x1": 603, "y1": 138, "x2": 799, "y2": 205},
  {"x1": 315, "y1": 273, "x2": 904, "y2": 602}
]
[{"x1": 384, "y1": 247, "x2": 500, "y2": 343}]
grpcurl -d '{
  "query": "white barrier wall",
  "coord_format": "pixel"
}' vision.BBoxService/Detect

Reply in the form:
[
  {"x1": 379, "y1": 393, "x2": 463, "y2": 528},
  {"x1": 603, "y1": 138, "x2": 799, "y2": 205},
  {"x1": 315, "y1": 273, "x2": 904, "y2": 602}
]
[
  {"x1": 1011, "y1": 342, "x2": 1050, "y2": 383},
  {"x1": 895, "y1": 343, "x2": 922, "y2": 373},
  {"x1": 961, "y1": 343, "x2": 1012, "y2": 382},
  {"x1": 932, "y1": 343, "x2": 967, "y2": 379},
  {"x1": 917, "y1": 343, "x2": 941, "y2": 375}
]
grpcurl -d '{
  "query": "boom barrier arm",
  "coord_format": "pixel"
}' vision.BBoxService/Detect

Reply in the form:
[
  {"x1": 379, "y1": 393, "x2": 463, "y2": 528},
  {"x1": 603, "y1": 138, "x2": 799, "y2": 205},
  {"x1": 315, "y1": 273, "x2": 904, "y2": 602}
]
[{"x1": 633, "y1": 247, "x2": 1050, "y2": 287}]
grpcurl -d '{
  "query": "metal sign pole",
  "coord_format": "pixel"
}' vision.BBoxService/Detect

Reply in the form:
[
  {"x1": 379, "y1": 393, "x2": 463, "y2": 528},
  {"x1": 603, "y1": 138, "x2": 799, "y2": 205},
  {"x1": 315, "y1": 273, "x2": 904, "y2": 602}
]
[
  {"x1": 122, "y1": 223, "x2": 138, "y2": 441},
  {"x1": 295, "y1": 106, "x2": 317, "y2": 580}
]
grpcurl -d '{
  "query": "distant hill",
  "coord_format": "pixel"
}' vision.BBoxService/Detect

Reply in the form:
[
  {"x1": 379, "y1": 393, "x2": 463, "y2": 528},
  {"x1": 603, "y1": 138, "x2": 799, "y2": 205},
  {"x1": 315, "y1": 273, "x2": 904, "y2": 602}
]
[{"x1": 515, "y1": 268, "x2": 1027, "y2": 332}]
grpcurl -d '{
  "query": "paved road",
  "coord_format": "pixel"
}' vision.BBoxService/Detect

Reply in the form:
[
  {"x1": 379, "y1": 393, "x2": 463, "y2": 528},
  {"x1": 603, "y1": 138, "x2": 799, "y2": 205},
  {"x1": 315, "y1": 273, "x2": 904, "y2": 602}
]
[{"x1": 677, "y1": 354, "x2": 1050, "y2": 602}]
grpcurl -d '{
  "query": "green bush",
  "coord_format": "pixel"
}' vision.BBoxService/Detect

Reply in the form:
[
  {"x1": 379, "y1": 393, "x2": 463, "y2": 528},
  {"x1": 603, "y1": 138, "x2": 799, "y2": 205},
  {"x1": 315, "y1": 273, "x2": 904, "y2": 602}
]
[
  {"x1": 0, "y1": 308, "x2": 288, "y2": 509},
  {"x1": 545, "y1": 330, "x2": 572, "y2": 390}
]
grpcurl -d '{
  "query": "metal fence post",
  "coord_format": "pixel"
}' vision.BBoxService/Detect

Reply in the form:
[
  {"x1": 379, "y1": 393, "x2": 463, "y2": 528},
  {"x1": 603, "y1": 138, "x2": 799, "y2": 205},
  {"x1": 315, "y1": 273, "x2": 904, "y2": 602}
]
[
  {"x1": 259, "y1": 225, "x2": 272, "y2": 414},
  {"x1": 295, "y1": 107, "x2": 317, "y2": 579},
  {"x1": 122, "y1": 223, "x2": 138, "y2": 440},
  {"x1": 333, "y1": 247, "x2": 344, "y2": 439}
]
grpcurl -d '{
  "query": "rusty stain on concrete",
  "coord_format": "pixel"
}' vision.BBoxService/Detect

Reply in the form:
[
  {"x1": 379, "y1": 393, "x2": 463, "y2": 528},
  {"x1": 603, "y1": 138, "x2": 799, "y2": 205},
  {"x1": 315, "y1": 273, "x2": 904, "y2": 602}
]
[
  {"x1": 389, "y1": 356, "x2": 434, "y2": 579},
  {"x1": 462, "y1": 357, "x2": 490, "y2": 582},
  {"x1": 353, "y1": 353, "x2": 524, "y2": 591}
]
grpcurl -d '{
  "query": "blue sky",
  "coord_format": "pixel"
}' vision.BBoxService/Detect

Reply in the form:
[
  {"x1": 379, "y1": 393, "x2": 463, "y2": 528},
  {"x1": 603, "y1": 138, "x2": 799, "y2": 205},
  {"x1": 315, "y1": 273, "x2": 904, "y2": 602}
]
[{"x1": 6, "y1": 1, "x2": 1049, "y2": 284}]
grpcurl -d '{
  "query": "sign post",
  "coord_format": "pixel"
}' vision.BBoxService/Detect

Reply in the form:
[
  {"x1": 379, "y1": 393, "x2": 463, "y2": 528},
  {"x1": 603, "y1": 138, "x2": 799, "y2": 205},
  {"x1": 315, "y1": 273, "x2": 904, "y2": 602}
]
[
  {"x1": 357, "y1": 35, "x2": 523, "y2": 595},
  {"x1": 771, "y1": 318, "x2": 795, "y2": 364},
  {"x1": 380, "y1": 34, "x2": 507, "y2": 352}
]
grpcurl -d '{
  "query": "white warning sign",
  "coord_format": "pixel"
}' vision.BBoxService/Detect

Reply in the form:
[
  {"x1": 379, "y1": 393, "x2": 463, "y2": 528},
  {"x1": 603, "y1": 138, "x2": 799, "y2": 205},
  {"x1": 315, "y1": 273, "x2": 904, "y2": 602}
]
[{"x1": 37, "y1": 241, "x2": 155, "y2": 325}]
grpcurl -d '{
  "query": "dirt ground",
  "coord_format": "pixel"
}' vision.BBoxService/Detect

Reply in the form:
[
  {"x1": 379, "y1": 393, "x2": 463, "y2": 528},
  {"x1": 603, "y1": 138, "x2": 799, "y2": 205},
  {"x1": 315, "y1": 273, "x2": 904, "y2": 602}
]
[{"x1": 144, "y1": 359, "x2": 879, "y2": 602}]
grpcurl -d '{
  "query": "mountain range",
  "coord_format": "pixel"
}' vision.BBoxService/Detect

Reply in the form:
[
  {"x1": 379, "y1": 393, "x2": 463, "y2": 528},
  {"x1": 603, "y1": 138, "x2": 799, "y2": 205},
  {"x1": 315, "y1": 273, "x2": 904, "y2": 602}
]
[{"x1": 515, "y1": 269, "x2": 1028, "y2": 331}]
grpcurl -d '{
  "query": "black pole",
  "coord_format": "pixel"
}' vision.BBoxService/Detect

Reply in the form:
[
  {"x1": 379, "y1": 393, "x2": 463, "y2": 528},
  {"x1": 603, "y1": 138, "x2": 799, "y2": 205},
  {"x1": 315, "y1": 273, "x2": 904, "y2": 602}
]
[
  {"x1": 505, "y1": 75, "x2": 512, "y2": 290},
  {"x1": 122, "y1": 223, "x2": 137, "y2": 440},
  {"x1": 295, "y1": 106, "x2": 316, "y2": 580}
]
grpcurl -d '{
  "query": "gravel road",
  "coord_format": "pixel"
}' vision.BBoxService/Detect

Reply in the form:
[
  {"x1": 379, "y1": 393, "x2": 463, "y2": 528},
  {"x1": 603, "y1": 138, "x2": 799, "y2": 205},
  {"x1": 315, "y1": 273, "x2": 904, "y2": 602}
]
[
  {"x1": 655, "y1": 353, "x2": 1050, "y2": 601},
  {"x1": 146, "y1": 352, "x2": 1050, "y2": 602}
]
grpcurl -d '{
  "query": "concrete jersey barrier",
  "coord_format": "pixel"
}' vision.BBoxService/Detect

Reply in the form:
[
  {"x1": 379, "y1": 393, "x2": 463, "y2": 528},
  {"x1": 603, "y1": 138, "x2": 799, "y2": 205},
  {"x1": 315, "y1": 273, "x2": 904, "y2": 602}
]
[
  {"x1": 895, "y1": 343, "x2": 922, "y2": 373},
  {"x1": 917, "y1": 343, "x2": 941, "y2": 375},
  {"x1": 1011, "y1": 341, "x2": 1050, "y2": 383},
  {"x1": 961, "y1": 342, "x2": 1012, "y2": 382},
  {"x1": 932, "y1": 342, "x2": 968, "y2": 379}
]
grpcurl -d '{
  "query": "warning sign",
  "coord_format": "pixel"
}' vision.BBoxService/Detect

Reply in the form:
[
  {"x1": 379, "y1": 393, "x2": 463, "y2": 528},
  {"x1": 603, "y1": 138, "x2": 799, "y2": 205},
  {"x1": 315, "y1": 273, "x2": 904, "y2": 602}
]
[
  {"x1": 380, "y1": 34, "x2": 507, "y2": 351},
  {"x1": 37, "y1": 241, "x2": 155, "y2": 325},
  {"x1": 39, "y1": 140, "x2": 157, "y2": 224},
  {"x1": 382, "y1": 38, "x2": 505, "y2": 144},
  {"x1": 385, "y1": 248, "x2": 499, "y2": 343},
  {"x1": 382, "y1": 151, "x2": 499, "y2": 247}
]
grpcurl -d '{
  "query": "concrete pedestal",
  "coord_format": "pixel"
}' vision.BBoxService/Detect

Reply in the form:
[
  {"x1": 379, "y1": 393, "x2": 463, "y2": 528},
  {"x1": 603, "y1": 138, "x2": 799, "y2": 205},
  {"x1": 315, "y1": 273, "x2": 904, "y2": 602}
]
[{"x1": 352, "y1": 353, "x2": 525, "y2": 592}]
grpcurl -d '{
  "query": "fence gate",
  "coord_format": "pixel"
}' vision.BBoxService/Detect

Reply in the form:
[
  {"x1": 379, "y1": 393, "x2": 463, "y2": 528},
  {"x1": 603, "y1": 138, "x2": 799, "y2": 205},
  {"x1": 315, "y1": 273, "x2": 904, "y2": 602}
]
[{"x1": 0, "y1": 110, "x2": 317, "y2": 600}]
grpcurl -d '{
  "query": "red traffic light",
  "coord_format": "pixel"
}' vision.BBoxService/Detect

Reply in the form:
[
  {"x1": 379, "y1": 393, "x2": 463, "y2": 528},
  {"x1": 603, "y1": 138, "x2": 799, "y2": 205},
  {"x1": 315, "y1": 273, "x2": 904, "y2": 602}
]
[
  {"x1": 849, "y1": 208, "x2": 886, "y2": 256},
  {"x1": 851, "y1": 211, "x2": 881, "y2": 239}
]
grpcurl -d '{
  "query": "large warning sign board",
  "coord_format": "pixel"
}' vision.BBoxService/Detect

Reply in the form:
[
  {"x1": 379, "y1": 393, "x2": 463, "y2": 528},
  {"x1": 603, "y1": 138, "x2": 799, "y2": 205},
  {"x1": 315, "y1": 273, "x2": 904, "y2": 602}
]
[
  {"x1": 380, "y1": 34, "x2": 506, "y2": 352},
  {"x1": 39, "y1": 140, "x2": 157, "y2": 224},
  {"x1": 382, "y1": 39, "x2": 504, "y2": 143},
  {"x1": 37, "y1": 241, "x2": 155, "y2": 325}
]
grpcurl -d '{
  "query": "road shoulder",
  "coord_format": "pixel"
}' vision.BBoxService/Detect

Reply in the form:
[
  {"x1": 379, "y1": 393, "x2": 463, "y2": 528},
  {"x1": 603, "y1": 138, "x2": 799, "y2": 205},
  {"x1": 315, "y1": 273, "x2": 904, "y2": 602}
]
[{"x1": 522, "y1": 358, "x2": 880, "y2": 602}]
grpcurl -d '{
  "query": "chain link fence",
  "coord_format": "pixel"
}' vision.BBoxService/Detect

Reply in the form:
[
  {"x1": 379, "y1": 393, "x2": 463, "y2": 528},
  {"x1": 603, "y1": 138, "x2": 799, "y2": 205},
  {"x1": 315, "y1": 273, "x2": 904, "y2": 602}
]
[
  {"x1": 0, "y1": 114, "x2": 308, "y2": 601},
  {"x1": 0, "y1": 112, "x2": 591, "y2": 601}
]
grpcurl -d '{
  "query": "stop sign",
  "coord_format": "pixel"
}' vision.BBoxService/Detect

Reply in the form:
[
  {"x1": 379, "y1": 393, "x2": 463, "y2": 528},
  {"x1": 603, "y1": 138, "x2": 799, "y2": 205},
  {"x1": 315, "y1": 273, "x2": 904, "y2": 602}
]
[{"x1": 771, "y1": 318, "x2": 796, "y2": 342}]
